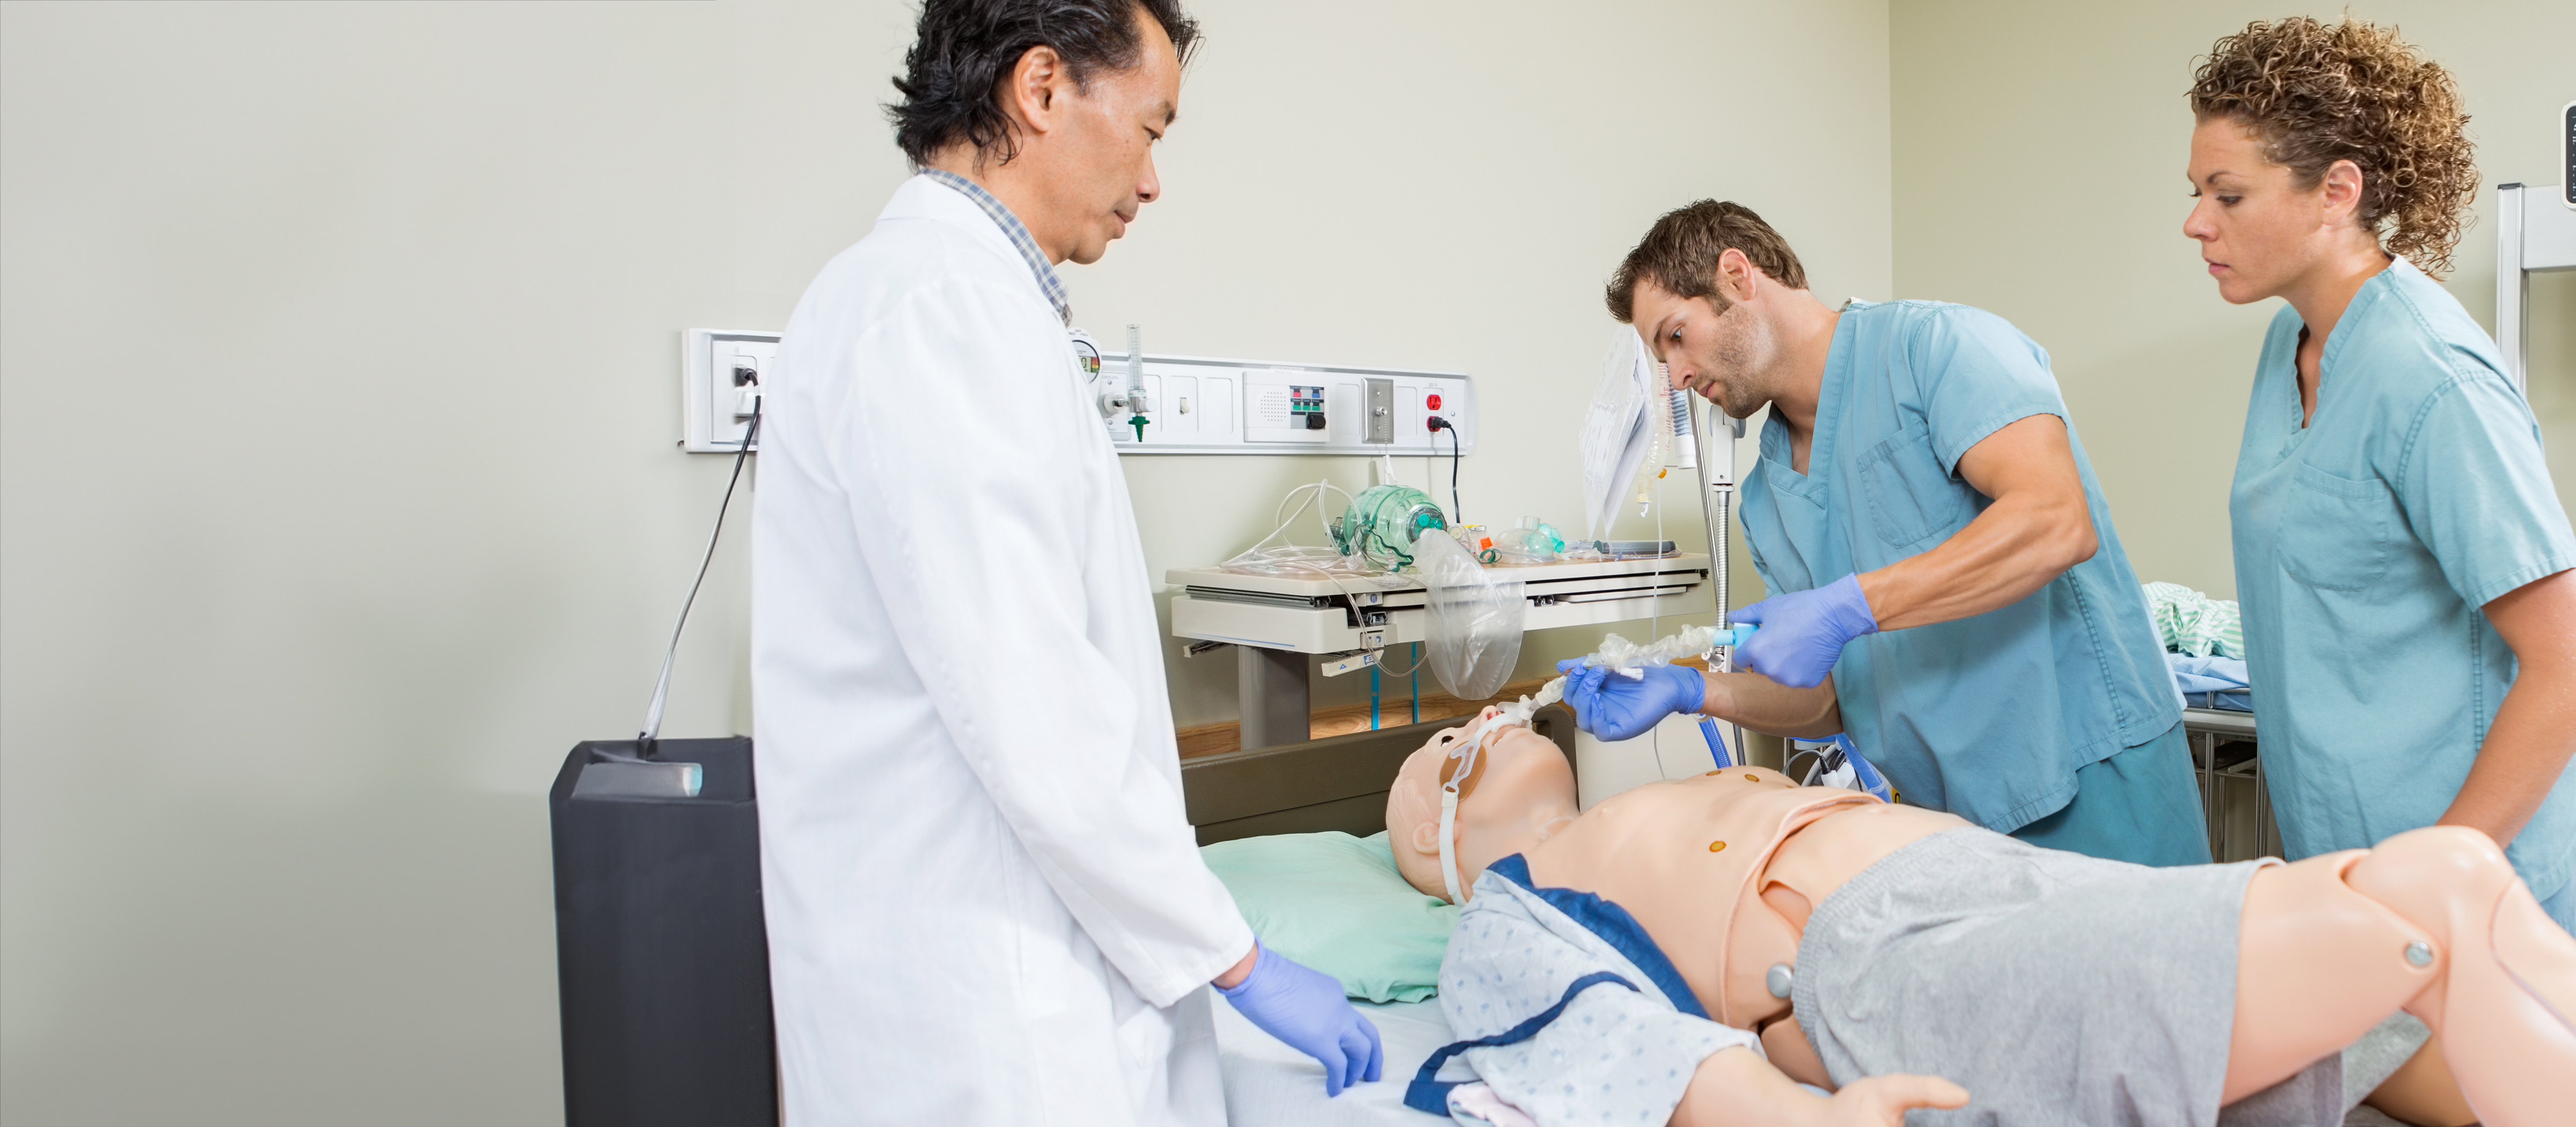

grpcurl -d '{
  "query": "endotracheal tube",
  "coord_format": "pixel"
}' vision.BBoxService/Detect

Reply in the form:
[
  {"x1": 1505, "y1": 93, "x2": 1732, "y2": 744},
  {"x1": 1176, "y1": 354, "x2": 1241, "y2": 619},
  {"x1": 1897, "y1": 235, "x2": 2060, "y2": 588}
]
[{"x1": 1463, "y1": 624, "x2": 1757, "y2": 748}]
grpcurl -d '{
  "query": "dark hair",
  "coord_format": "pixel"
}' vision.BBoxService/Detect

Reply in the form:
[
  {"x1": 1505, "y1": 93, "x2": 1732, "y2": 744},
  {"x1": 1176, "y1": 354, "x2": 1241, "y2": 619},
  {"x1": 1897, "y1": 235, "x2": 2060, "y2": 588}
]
[
  {"x1": 887, "y1": 0, "x2": 1202, "y2": 169},
  {"x1": 2188, "y1": 17, "x2": 2476, "y2": 276},
  {"x1": 1606, "y1": 201, "x2": 1808, "y2": 323}
]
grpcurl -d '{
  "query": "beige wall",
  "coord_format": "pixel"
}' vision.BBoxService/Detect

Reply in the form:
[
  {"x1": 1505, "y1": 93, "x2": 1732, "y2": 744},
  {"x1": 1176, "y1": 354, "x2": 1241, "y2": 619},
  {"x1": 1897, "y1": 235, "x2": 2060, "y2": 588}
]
[
  {"x1": 1105, "y1": 0, "x2": 1894, "y2": 723},
  {"x1": 1889, "y1": 0, "x2": 2576, "y2": 599},
  {"x1": 0, "y1": 1, "x2": 1887, "y2": 1123}
]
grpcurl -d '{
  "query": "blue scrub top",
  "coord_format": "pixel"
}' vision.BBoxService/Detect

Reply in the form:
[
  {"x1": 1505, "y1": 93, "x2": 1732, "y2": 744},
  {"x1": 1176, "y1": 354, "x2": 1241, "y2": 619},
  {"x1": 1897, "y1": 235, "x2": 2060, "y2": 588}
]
[
  {"x1": 2230, "y1": 258, "x2": 2576, "y2": 899},
  {"x1": 1740, "y1": 301, "x2": 2179, "y2": 834}
]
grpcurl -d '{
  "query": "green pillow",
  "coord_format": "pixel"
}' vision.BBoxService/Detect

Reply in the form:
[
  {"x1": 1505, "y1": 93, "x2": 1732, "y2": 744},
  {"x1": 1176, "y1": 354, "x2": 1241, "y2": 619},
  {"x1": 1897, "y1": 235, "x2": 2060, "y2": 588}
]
[{"x1": 1201, "y1": 830, "x2": 1459, "y2": 1003}]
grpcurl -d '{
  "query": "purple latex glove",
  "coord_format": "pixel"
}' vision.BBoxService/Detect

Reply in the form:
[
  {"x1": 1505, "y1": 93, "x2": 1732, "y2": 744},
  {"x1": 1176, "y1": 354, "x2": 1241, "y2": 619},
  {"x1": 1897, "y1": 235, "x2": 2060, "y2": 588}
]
[
  {"x1": 1556, "y1": 659, "x2": 1706, "y2": 741},
  {"x1": 1731, "y1": 573, "x2": 1879, "y2": 689},
  {"x1": 1217, "y1": 943, "x2": 1384, "y2": 1096}
]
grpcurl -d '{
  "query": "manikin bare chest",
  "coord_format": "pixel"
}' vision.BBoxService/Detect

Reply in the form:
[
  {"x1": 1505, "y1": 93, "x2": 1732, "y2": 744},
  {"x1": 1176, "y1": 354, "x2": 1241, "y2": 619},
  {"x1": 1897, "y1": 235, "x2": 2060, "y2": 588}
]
[{"x1": 1523, "y1": 771, "x2": 1966, "y2": 1031}]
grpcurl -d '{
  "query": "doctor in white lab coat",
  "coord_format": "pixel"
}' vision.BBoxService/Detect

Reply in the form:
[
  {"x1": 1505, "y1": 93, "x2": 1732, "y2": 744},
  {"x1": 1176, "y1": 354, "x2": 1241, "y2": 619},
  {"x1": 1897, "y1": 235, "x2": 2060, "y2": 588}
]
[{"x1": 751, "y1": 3, "x2": 1379, "y2": 1123}]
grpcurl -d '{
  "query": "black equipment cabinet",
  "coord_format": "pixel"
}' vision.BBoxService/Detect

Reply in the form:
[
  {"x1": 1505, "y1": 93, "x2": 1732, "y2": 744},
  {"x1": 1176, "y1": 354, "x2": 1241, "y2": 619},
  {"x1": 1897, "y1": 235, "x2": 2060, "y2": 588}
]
[{"x1": 549, "y1": 737, "x2": 777, "y2": 1126}]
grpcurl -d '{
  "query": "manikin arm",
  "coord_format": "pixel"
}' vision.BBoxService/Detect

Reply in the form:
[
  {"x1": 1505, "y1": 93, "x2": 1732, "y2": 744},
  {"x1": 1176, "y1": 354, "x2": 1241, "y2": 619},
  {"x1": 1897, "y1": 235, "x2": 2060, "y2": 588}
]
[
  {"x1": 1668, "y1": 1047, "x2": 1966, "y2": 1127},
  {"x1": 1699, "y1": 668, "x2": 1841, "y2": 740}
]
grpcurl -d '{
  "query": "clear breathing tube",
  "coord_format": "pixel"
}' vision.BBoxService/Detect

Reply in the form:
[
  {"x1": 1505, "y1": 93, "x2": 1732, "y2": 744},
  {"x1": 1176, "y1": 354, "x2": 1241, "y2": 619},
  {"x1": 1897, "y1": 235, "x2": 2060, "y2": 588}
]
[
  {"x1": 1457, "y1": 624, "x2": 1755, "y2": 754},
  {"x1": 1217, "y1": 479, "x2": 1414, "y2": 617}
]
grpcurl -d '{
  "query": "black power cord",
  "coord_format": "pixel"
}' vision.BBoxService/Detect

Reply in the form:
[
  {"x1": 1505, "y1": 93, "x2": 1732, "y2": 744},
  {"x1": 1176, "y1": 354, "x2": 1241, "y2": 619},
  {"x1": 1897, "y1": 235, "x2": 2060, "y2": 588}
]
[
  {"x1": 637, "y1": 393, "x2": 762, "y2": 755},
  {"x1": 1428, "y1": 416, "x2": 1461, "y2": 525}
]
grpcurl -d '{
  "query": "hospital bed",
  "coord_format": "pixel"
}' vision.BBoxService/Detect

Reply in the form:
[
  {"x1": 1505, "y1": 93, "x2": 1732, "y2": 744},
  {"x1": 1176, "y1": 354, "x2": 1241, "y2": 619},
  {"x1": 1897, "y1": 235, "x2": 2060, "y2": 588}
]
[
  {"x1": 1183, "y1": 707, "x2": 1578, "y2": 1126},
  {"x1": 1180, "y1": 708, "x2": 2414, "y2": 1127}
]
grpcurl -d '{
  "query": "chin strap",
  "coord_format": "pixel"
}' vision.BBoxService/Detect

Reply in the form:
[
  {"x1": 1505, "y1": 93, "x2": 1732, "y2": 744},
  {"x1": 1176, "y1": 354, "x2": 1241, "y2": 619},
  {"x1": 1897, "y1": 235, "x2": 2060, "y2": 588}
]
[
  {"x1": 1439, "y1": 704, "x2": 1552, "y2": 905},
  {"x1": 1438, "y1": 723, "x2": 1497, "y2": 906},
  {"x1": 1439, "y1": 782, "x2": 1464, "y2": 904}
]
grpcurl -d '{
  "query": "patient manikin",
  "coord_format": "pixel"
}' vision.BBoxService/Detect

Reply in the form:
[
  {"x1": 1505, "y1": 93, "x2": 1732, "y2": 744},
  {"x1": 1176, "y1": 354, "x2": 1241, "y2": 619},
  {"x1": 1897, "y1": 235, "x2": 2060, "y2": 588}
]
[{"x1": 1386, "y1": 711, "x2": 2576, "y2": 1126}]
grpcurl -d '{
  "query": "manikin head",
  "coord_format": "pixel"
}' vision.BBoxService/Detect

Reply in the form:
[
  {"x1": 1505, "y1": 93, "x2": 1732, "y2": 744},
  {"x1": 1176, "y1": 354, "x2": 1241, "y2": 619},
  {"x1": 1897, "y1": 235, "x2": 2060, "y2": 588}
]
[
  {"x1": 1605, "y1": 200, "x2": 1815, "y2": 421},
  {"x1": 889, "y1": 0, "x2": 1201, "y2": 265},
  {"x1": 2180, "y1": 17, "x2": 2475, "y2": 297},
  {"x1": 1384, "y1": 707, "x2": 1580, "y2": 903}
]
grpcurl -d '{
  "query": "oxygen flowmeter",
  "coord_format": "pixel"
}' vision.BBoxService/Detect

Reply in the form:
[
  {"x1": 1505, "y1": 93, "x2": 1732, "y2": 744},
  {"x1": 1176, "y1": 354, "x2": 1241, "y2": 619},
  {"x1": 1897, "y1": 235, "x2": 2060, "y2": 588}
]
[{"x1": 1077, "y1": 324, "x2": 1154, "y2": 441}]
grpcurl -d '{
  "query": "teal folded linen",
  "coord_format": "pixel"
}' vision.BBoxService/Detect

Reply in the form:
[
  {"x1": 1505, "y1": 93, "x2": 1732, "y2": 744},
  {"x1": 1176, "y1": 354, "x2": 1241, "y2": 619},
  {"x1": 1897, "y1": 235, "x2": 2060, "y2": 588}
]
[{"x1": 2143, "y1": 581, "x2": 2243, "y2": 659}]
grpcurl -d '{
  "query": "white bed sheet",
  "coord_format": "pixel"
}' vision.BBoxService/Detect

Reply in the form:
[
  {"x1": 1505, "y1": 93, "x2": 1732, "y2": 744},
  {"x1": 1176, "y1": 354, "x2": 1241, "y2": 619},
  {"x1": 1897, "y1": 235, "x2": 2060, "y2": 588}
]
[
  {"x1": 1215, "y1": 993, "x2": 2418, "y2": 1127},
  {"x1": 1213, "y1": 995, "x2": 1455, "y2": 1126}
]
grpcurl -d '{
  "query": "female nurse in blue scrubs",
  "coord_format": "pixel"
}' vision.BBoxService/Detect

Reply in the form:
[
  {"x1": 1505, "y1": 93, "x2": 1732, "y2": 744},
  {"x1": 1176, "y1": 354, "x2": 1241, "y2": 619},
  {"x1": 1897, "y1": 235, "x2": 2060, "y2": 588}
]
[{"x1": 2184, "y1": 18, "x2": 2576, "y2": 928}]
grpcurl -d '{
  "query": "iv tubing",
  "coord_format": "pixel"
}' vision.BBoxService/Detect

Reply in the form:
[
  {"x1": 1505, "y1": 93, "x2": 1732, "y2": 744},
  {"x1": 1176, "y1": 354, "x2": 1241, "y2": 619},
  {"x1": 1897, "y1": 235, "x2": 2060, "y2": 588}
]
[{"x1": 1125, "y1": 324, "x2": 1144, "y2": 397}]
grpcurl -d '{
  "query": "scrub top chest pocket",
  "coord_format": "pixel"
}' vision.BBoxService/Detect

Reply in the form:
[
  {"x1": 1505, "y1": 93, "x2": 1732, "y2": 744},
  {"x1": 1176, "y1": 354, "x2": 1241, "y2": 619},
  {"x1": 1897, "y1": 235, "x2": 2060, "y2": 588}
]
[
  {"x1": 1857, "y1": 422, "x2": 1978, "y2": 551},
  {"x1": 2277, "y1": 462, "x2": 2397, "y2": 591}
]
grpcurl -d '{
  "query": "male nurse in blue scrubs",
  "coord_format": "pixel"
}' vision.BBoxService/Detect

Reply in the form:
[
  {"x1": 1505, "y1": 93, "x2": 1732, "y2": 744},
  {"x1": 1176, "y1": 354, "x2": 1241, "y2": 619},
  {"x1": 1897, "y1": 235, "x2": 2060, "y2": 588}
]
[{"x1": 1568, "y1": 200, "x2": 2207, "y2": 865}]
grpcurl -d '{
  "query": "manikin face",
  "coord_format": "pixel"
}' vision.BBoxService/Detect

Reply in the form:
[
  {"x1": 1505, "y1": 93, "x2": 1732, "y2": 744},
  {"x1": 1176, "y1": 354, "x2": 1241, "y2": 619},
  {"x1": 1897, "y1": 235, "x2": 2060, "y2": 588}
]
[
  {"x1": 1018, "y1": 20, "x2": 1181, "y2": 265},
  {"x1": 1385, "y1": 709, "x2": 1580, "y2": 902},
  {"x1": 2182, "y1": 115, "x2": 2365, "y2": 305},
  {"x1": 1629, "y1": 280, "x2": 1777, "y2": 420}
]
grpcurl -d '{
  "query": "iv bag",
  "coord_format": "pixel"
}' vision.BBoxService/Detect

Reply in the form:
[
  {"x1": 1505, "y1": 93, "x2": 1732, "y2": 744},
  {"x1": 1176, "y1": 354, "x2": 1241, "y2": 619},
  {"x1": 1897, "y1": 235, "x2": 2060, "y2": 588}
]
[
  {"x1": 1579, "y1": 328, "x2": 1659, "y2": 541},
  {"x1": 1416, "y1": 531, "x2": 1525, "y2": 701}
]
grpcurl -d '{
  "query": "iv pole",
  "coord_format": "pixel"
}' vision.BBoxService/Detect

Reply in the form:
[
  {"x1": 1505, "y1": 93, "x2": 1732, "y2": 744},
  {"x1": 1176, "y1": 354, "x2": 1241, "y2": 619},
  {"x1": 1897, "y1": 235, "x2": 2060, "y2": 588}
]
[{"x1": 1692, "y1": 393, "x2": 1747, "y2": 758}]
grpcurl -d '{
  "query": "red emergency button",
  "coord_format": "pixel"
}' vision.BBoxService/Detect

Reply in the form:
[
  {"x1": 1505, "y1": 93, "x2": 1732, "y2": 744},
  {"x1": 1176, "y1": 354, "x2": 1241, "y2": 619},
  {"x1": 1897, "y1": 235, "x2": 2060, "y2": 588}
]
[{"x1": 1426, "y1": 393, "x2": 1443, "y2": 411}]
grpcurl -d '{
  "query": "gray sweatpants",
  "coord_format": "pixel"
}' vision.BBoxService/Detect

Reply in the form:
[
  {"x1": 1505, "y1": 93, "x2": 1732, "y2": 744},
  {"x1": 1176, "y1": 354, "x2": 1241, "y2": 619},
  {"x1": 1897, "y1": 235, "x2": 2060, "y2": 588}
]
[{"x1": 1788, "y1": 828, "x2": 2423, "y2": 1126}]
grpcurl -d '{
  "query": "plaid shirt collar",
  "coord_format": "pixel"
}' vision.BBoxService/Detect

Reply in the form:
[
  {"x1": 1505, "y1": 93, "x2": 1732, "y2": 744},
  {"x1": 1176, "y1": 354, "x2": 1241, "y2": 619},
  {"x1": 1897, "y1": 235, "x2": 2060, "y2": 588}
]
[{"x1": 918, "y1": 169, "x2": 1070, "y2": 324}]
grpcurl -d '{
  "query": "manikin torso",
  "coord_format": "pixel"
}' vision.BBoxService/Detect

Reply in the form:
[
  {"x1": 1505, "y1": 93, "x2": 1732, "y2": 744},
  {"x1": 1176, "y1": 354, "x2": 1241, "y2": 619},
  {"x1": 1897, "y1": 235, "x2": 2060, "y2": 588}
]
[
  {"x1": 1403, "y1": 716, "x2": 2564, "y2": 1121},
  {"x1": 1520, "y1": 767, "x2": 1969, "y2": 1085}
]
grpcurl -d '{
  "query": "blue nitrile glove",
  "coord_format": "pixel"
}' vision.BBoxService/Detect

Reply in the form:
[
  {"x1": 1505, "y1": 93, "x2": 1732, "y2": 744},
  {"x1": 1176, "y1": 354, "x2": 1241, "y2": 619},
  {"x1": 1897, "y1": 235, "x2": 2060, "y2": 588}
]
[
  {"x1": 1217, "y1": 943, "x2": 1384, "y2": 1096},
  {"x1": 1555, "y1": 658, "x2": 1706, "y2": 742},
  {"x1": 1731, "y1": 573, "x2": 1879, "y2": 689}
]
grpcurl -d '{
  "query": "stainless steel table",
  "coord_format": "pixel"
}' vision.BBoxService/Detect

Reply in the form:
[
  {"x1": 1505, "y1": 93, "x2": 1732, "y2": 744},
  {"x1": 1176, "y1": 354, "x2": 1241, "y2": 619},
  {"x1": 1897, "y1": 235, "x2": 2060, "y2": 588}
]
[{"x1": 2182, "y1": 707, "x2": 2277, "y2": 861}]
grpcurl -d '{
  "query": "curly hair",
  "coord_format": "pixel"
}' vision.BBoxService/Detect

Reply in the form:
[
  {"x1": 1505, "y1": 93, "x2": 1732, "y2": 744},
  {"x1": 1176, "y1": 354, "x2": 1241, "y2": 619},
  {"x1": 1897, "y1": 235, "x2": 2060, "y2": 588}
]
[
  {"x1": 887, "y1": 0, "x2": 1202, "y2": 169},
  {"x1": 1605, "y1": 201, "x2": 1809, "y2": 324},
  {"x1": 2187, "y1": 17, "x2": 2477, "y2": 277}
]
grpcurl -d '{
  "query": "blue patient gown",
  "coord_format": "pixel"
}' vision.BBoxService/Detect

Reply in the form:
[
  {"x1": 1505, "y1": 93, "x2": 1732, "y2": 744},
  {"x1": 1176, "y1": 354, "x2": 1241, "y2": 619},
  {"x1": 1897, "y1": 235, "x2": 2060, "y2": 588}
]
[
  {"x1": 1739, "y1": 301, "x2": 2205, "y2": 865},
  {"x1": 2230, "y1": 258, "x2": 2576, "y2": 924}
]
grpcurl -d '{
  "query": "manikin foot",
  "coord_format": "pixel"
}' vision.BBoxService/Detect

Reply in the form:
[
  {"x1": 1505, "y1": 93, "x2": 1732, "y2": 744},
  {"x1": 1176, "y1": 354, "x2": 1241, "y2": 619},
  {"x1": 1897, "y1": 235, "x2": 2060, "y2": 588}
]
[{"x1": 2347, "y1": 826, "x2": 2576, "y2": 1126}]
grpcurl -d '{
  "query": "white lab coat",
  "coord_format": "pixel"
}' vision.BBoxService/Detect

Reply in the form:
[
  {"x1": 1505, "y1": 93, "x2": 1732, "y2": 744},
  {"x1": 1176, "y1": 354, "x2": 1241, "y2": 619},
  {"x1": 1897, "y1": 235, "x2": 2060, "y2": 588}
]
[{"x1": 752, "y1": 175, "x2": 1253, "y2": 1125}]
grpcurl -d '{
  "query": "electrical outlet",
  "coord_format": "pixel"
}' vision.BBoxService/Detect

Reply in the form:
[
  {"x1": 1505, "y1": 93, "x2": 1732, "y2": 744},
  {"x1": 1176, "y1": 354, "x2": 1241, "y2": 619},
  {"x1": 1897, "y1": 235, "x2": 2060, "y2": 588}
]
[{"x1": 682, "y1": 328, "x2": 779, "y2": 453}]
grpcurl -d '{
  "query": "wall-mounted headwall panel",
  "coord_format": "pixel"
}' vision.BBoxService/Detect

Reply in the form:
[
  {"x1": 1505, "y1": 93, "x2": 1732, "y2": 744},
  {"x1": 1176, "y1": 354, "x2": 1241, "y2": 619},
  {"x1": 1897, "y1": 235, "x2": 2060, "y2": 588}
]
[
  {"x1": 682, "y1": 330, "x2": 1478, "y2": 457},
  {"x1": 1092, "y1": 353, "x2": 1475, "y2": 456}
]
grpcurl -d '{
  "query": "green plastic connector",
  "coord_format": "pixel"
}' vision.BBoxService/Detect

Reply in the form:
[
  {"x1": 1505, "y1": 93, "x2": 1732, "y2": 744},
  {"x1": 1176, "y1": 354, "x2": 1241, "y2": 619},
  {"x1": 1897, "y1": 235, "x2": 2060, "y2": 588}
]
[{"x1": 1130, "y1": 415, "x2": 1148, "y2": 442}]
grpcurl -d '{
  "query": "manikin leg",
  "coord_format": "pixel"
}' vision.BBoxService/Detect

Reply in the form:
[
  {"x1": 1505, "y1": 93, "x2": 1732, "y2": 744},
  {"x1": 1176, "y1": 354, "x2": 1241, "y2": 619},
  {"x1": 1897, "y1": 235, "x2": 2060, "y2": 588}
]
[{"x1": 2221, "y1": 826, "x2": 2576, "y2": 1126}]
